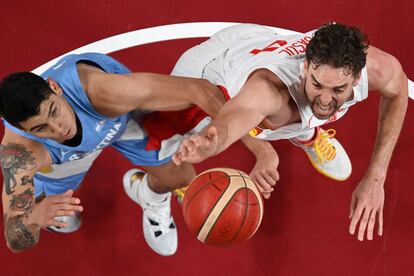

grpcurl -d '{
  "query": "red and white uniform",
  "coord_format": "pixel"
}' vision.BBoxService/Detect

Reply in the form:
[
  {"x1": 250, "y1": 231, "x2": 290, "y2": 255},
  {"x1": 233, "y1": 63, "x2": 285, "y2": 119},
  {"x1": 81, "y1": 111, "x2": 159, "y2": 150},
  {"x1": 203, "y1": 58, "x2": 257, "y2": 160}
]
[
  {"x1": 143, "y1": 24, "x2": 369, "y2": 158},
  {"x1": 171, "y1": 23, "x2": 369, "y2": 140}
]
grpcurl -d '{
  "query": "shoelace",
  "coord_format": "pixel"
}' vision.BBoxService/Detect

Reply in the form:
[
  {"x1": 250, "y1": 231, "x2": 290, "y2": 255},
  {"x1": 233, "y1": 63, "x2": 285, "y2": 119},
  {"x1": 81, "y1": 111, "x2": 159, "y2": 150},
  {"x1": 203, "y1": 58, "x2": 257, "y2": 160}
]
[
  {"x1": 146, "y1": 198, "x2": 173, "y2": 234},
  {"x1": 130, "y1": 171, "x2": 174, "y2": 235},
  {"x1": 312, "y1": 129, "x2": 337, "y2": 164},
  {"x1": 173, "y1": 187, "x2": 187, "y2": 203}
]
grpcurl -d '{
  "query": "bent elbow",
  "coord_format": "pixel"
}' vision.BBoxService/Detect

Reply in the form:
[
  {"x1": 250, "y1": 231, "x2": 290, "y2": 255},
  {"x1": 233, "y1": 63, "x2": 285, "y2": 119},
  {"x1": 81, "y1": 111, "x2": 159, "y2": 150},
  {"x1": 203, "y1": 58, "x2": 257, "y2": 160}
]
[
  {"x1": 5, "y1": 236, "x2": 37, "y2": 253},
  {"x1": 6, "y1": 240, "x2": 29, "y2": 253},
  {"x1": 4, "y1": 219, "x2": 39, "y2": 253}
]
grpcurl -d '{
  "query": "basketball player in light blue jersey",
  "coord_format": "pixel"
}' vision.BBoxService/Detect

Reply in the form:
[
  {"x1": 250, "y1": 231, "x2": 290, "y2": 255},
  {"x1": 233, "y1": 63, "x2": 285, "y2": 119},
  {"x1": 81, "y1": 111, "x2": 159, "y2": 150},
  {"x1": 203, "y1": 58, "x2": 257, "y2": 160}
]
[{"x1": 0, "y1": 53, "x2": 279, "y2": 255}]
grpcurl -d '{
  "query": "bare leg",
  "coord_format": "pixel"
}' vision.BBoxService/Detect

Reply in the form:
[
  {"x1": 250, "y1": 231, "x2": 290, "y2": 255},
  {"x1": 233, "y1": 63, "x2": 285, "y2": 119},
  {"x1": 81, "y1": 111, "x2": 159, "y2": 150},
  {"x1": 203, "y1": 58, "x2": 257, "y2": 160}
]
[
  {"x1": 122, "y1": 160, "x2": 194, "y2": 256},
  {"x1": 142, "y1": 161, "x2": 196, "y2": 194}
]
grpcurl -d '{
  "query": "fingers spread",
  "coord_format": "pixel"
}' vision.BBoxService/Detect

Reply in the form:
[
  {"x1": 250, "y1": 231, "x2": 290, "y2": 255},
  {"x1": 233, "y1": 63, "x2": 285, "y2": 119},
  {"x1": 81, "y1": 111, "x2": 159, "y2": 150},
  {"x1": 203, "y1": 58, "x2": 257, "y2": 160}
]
[
  {"x1": 366, "y1": 211, "x2": 377, "y2": 241},
  {"x1": 357, "y1": 208, "x2": 372, "y2": 241},
  {"x1": 349, "y1": 204, "x2": 364, "y2": 235},
  {"x1": 378, "y1": 209, "x2": 383, "y2": 236},
  {"x1": 349, "y1": 195, "x2": 357, "y2": 219},
  {"x1": 50, "y1": 195, "x2": 81, "y2": 205}
]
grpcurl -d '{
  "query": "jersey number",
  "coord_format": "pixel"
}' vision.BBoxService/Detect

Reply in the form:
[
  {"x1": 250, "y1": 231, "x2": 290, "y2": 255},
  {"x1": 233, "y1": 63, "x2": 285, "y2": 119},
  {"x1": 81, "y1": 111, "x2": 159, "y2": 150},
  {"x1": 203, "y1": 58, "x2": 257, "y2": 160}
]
[{"x1": 250, "y1": 40, "x2": 288, "y2": 55}]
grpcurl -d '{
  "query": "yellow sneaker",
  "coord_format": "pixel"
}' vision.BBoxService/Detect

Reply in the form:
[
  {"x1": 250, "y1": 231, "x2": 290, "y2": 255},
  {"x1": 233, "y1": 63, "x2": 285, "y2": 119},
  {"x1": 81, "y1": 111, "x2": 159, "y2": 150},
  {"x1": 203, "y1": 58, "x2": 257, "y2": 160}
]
[{"x1": 289, "y1": 127, "x2": 352, "y2": 181}]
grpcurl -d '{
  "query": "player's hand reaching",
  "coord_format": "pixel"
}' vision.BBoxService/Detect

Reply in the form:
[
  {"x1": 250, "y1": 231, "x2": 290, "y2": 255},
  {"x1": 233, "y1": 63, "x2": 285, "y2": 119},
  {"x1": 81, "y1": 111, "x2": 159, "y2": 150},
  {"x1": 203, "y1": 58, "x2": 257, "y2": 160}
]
[
  {"x1": 26, "y1": 189, "x2": 83, "y2": 229},
  {"x1": 173, "y1": 126, "x2": 219, "y2": 165},
  {"x1": 249, "y1": 146, "x2": 280, "y2": 199},
  {"x1": 349, "y1": 174, "x2": 385, "y2": 241}
]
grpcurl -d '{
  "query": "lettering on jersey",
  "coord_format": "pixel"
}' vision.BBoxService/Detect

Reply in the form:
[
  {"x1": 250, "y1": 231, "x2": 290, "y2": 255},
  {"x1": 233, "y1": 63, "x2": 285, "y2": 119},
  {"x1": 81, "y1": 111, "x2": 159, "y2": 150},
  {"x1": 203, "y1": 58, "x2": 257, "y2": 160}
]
[
  {"x1": 95, "y1": 120, "x2": 106, "y2": 132},
  {"x1": 249, "y1": 36, "x2": 312, "y2": 57},
  {"x1": 60, "y1": 149, "x2": 70, "y2": 160},
  {"x1": 59, "y1": 123, "x2": 122, "y2": 163},
  {"x1": 68, "y1": 152, "x2": 89, "y2": 161},
  {"x1": 278, "y1": 36, "x2": 312, "y2": 56},
  {"x1": 250, "y1": 40, "x2": 287, "y2": 55},
  {"x1": 93, "y1": 123, "x2": 122, "y2": 151},
  {"x1": 69, "y1": 153, "x2": 81, "y2": 161}
]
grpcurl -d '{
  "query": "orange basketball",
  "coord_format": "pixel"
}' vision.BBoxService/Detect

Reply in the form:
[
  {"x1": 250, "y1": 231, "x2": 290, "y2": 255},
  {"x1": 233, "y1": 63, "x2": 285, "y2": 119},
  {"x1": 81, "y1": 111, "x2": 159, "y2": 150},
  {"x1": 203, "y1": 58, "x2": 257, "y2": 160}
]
[{"x1": 182, "y1": 168, "x2": 264, "y2": 247}]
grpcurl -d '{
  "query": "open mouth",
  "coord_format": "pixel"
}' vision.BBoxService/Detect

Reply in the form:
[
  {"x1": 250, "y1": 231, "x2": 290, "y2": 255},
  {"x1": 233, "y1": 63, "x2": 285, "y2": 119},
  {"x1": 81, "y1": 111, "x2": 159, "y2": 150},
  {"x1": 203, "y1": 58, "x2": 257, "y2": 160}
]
[{"x1": 314, "y1": 103, "x2": 334, "y2": 118}]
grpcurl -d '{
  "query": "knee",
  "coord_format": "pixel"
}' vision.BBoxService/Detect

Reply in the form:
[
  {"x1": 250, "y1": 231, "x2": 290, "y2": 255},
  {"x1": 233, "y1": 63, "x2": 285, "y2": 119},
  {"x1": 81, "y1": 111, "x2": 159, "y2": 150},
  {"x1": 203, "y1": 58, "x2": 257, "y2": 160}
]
[
  {"x1": 162, "y1": 163, "x2": 196, "y2": 188},
  {"x1": 147, "y1": 163, "x2": 196, "y2": 192}
]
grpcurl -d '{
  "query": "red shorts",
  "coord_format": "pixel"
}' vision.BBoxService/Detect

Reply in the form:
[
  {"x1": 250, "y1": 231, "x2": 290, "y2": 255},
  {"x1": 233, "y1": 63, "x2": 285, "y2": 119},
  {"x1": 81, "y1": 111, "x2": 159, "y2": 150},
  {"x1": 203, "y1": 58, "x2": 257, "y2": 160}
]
[{"x1": 143, "y1": 85, "x2": 230, "y2": 152}]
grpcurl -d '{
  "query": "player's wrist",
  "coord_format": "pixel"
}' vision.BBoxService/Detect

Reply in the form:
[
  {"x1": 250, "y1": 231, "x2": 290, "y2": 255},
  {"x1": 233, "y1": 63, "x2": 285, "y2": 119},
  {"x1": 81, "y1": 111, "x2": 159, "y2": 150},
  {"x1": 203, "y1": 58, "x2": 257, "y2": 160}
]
[
  {"x1": 363, "y1": 167, "x2": 387, "y2": 187},
  {"x1": 252, "y1": 142, "x2": 277, "y2": 159},
  {"x1": 23, "y1": 211, "x2": 42, "y2": 231}
]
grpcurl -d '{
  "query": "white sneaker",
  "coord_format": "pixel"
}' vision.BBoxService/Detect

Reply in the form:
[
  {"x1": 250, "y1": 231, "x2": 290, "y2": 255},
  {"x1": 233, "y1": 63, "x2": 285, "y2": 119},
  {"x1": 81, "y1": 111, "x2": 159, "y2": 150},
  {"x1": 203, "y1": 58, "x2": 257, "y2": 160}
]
[
  {"x1": 289, "y1": 127, "x2": 352, "y2": 181},
  {"x1": 123, "y1": 169, "x2": 177, "y2": 256}
]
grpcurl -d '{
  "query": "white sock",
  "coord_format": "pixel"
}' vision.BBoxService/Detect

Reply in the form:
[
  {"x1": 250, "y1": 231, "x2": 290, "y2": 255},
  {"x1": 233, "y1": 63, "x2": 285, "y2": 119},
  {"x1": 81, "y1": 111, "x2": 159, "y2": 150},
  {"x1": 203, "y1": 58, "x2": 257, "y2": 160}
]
[
  {"x1": 138, "y1": 174, "x2": 170, "y2": 204},
  {"x1": 295, "y1": 128, "x2": 316, "y2": 142}
]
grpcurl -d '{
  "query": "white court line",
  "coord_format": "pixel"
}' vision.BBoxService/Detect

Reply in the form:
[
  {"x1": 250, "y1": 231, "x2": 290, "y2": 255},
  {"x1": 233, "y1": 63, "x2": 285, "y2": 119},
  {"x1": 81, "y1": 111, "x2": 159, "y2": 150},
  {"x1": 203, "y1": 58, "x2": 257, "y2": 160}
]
[{"x1": 31, "y1": 22, "x2": 413, "y2": 100}]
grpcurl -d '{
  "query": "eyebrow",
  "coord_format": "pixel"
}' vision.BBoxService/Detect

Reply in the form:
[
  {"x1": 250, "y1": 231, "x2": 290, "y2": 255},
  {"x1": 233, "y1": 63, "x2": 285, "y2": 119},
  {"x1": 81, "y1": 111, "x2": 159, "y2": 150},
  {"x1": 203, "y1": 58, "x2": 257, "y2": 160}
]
[
  {"x1": 28, "y1": 101, "x2": 55, "y2": 132},
  {"x1": 311, "y1": 74, "x2": 348, "y2": 89}
]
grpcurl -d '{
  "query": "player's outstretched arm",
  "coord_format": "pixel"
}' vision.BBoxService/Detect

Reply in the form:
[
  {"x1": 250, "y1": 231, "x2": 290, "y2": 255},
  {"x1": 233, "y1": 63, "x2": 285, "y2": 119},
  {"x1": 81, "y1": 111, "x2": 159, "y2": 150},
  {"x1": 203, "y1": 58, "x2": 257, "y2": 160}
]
[
  {"x1": 349, "y1": 46, "x2": 408, "y2": 241},
  {"x1": 173, "y1": 74, "x2": 283, "y2": 165},
  {"x1": 240, "y1": 135, "x2": 279, "y2": 199},
  {"x1": 84, "y1": 71, "x2": 225, "y2": 118}
]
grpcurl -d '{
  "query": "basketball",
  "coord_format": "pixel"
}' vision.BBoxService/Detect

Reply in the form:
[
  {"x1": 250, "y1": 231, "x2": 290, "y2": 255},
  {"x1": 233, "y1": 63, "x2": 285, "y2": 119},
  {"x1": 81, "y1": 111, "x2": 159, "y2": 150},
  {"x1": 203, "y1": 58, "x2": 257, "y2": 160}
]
[{"x1": 182, "y1": 167, "x2": 264, "y2": 247}]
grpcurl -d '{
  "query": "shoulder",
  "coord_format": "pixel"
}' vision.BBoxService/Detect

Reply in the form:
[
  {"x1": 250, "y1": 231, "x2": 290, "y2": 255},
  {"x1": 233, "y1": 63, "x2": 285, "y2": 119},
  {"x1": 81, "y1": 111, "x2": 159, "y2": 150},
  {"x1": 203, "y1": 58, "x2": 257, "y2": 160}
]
[
  {"x1": 247, "y1": 69, "x2": 290, "y2": 102},
  {"x1": 240, "y1": 69, "x2": 289, "y2": 115},
  {"x1": 1, "y1": 129, "x2": 51, "y2": 170},
  {"x1": 366, "y1": 46, "x2": 406, "y2": 94},
  {"x1": 76, "y1": 63, "x2": 121, "y2": 115},
  {"x1": 76, "y1": 62, "x2": 106, "y2": 92}
]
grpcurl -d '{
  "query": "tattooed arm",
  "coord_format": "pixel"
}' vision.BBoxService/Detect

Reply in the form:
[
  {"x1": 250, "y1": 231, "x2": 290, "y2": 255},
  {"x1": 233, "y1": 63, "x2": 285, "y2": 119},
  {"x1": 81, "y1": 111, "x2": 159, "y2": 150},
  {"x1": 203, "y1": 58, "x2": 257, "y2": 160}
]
[
  {"x1": 1, "y1": 136, "x2": 83, "y2": 253},
  {"x1": 1, "y1": 141, "x2": 43, "y2": 252}
]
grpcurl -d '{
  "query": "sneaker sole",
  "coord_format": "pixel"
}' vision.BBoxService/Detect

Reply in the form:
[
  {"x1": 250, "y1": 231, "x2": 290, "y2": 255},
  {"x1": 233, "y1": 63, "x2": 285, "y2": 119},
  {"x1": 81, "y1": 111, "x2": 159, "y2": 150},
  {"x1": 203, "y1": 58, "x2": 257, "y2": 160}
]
[{"x1": 305, "y1": 153, "x2": 352, "y2": 181}]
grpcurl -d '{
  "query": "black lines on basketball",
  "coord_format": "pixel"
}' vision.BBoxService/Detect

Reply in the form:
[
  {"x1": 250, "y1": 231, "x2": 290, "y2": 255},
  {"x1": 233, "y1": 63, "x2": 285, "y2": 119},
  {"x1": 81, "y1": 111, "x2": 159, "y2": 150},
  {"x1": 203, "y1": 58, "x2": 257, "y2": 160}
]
[
  {"x1": 229, "y1": 170, "x2": 249, "y2": 245},
  {"x1": 194, "y1": 176, "x2": 233, "y2": 237},
  {"x1": 204, "y1": 187, "x2": 245, "y2": 246},
  {"x1": 183, "y1": 172, "x2": 229, "y2": 220},
  {"x1": 211, "y1": 183, "x2": 222, "y2": 192}
]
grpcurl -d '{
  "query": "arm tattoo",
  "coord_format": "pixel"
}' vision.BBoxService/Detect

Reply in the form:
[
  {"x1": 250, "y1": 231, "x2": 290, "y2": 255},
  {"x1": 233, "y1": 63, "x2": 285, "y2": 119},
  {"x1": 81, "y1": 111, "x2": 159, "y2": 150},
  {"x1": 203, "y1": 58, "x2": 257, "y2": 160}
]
[
  {"x1": 5, "y1": 215, "x2": 39, "y2": 251},
  {"x1": 35, "y1": 192, "x2": 46, "y2": 204},
  {"x1": 9, "y1": 189, "x2": 34, "y2": 217},
  {"x1": 21, "y1": 175, "x2": 34, "y2": 187},
  {"x1": 0, "y1": 144, "x2": 36, "y2": 195}
]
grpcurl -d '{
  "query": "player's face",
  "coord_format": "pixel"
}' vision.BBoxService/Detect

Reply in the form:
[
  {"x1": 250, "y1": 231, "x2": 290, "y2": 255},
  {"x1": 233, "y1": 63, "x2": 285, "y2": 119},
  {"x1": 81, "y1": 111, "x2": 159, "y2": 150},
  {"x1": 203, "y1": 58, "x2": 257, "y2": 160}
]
[
  {"x1": 303, "y1": 61, "x2": 359, "y2": 120},
  {"x1": 19, "y1": 80, "x2": 77, "y2": 143}
]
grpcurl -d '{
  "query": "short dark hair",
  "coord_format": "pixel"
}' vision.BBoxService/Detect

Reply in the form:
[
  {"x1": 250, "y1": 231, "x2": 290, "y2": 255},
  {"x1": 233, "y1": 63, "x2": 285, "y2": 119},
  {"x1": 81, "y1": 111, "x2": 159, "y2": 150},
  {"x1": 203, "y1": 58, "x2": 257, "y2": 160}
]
[
  {"x1": 0, "y1": 72, "x2": 53, "y2": 129},
  {"x1": 306, "y1": 22, "x2": 369, "y2": 77}
]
